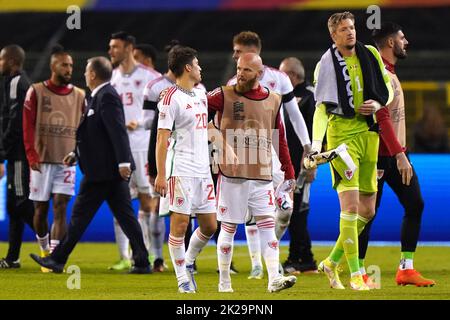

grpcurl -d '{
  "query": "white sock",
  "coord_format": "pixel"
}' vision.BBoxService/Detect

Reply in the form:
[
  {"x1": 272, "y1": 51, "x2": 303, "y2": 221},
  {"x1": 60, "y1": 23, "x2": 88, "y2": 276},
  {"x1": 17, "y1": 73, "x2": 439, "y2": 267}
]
[
  {"x1": 399, "y1": 258, "x2": 414, "y2": 270},
  {"x1": 138, "y1": 210, "x2": 151, "y2": 251},
  {"x1": 351, "y1": 271, "x2": 362, "y2": 277},
  {"x1": 168, "y1": 234, "x2": 189, "y2": 284},
  {"x1": 360, "y1": 266, "x2": 366, "y2": 275},
  {"x1": 217, "y1": 222, "x2": 237, "y2": 286},
  {"x1": 256, "y1": 218, "x2": 280, "y2": 284},
  {"x1": 49, "y1": 240, "x2": 60, "y2": 253},
  {"x1": 245, "y1": 224, "x2": 262, "y2": 269},
  {"x1": 36, "y1": 233, "x2": 50, "y2": 252},
  {"x1": 275, "y1": 208, "x2": 291, "y2": 240},
  {"x1": 150, "y1": 213, "x2": 165, "y2": 259},
  {"x1": 113, "y1": 218, "x2": 130, "y2": 260},
  {"x1": 186, "y1": 228, "x2": 212, "y2": 265}
]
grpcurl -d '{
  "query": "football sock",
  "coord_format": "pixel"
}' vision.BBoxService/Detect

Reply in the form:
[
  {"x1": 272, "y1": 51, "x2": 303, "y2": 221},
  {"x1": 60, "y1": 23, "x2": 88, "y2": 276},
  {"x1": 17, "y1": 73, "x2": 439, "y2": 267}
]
[
  {"x1": 245, "y1": 224, "x2": 262, "y2": 269},
  {"x1": 168, "y1": 234, "x2": 189, "y2": 284},
  {"x1": 256, "y1": 217, "x2": 280, "y2": 284}
]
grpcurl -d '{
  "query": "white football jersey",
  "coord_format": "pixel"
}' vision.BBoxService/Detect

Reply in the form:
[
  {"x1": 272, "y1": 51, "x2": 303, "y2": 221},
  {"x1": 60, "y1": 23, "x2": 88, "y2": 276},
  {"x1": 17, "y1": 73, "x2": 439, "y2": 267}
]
[
  {"x1": 227, "y1": 65, "x2": 293, "y2": 95},
  {"x1": 111, "y1": 64, "x2": 161, "y2": 151},
  {"x1": 157, "y1": 85, "x2": 210, "y2": 178}
]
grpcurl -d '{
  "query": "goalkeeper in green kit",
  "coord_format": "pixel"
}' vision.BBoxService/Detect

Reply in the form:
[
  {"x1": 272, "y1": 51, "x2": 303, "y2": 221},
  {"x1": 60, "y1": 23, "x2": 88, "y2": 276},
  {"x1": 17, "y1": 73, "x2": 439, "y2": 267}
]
[{"x1": 306, "y1": 12, "x2": 393, "y2": 290}]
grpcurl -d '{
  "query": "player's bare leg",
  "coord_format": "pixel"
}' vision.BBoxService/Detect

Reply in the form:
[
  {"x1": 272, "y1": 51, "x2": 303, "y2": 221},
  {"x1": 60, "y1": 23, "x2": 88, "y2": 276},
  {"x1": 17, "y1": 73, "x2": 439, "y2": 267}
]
[
  {"x1": 50, "y1": 194, "x2": 70, "y2": 252},
  {"x1": 33, "y1": 201, "x2": 51, "y2": 272},
  {"x1": 33, "y1": 201, "x2": 50, "y2": 253}
]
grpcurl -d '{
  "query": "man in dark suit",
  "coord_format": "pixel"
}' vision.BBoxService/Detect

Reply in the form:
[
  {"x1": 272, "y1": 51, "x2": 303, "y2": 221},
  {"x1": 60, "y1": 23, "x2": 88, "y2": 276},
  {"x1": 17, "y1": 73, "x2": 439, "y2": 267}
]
[{"x1": 30, "y1": 56, "x2": 150, "y2": 274}]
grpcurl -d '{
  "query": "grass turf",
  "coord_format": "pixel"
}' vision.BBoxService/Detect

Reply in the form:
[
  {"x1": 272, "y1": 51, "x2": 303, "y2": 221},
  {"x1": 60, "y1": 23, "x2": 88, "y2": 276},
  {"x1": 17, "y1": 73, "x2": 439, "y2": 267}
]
[{"x1": 0, "y1": 242, "x2": 448, "y2": 300}]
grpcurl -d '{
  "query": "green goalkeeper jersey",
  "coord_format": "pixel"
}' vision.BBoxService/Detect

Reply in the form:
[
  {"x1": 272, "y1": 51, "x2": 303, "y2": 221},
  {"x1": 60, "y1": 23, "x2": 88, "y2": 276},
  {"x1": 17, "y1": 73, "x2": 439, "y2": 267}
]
[{"x1": 313, "y1": 45, "x2": 393, "y2": 147}]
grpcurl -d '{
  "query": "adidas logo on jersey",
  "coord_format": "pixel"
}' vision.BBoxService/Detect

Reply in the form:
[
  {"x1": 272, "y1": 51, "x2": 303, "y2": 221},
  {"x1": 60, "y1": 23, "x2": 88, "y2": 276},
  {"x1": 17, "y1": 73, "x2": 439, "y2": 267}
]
[{"x1": 186, "y1": 104, "x2": 192, "y2": 110}]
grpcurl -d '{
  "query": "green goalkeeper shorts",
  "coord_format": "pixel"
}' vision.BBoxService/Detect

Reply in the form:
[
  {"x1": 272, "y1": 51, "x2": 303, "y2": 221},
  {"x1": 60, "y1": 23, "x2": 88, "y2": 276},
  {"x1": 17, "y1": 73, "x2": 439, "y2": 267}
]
[{"x1": 329, "y1": 130, "x2": 379, "y2": 194}]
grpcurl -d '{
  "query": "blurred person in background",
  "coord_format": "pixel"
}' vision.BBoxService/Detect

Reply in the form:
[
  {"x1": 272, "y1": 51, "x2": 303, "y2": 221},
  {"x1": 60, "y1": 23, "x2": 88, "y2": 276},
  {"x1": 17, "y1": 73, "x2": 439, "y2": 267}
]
[
  {"x1": 413, "y1": 105, "x2": 449, "y2": 153},
  {"x1": 278, "y1": 57, "x2": 318, "y2": 274},
  {"x1": 0, "y1": 45, "x2": 34, "y2": 269},
  {"x1": 133, "y1": 43, "x2": 158, "y2": 71}
]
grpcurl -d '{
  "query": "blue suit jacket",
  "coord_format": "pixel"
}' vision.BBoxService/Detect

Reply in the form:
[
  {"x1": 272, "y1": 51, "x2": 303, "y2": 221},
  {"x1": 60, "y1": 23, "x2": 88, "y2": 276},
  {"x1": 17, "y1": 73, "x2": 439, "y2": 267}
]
[{"x1": 76, "y1": 83, "x2": 135, "y2": 182}]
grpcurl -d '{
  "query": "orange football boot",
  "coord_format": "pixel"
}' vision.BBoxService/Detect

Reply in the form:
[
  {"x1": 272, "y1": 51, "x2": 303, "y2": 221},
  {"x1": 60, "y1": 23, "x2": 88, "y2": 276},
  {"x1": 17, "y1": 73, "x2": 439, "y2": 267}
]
[{"x1": 396, "y1": 269, "x2": 436, "y2": 287}]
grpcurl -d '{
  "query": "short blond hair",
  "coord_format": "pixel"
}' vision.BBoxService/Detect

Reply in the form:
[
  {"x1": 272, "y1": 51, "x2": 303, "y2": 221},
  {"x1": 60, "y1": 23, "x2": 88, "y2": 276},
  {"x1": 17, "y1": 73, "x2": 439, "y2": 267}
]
[
  {"x1": 327, "y1": 12, "x2": 354, "y2": 34},
  {"x1": 233, "y1": 31, "x2": 262, "y2": 50}
]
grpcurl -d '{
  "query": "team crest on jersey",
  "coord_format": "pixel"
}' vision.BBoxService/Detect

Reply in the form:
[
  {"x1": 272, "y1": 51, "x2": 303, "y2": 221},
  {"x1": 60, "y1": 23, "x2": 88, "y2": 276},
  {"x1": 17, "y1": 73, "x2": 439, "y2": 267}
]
[
  {"x1": 175, "y1": 259, "x2": 185, "y2": 266},
  {"x1": 219, "y1": 206, "x2": 228, "y2": 215},
  {"x1": 134, "y1": 80, "x2": 142, "y2": 88},
  {"x1": 377, "y1": 169, "x2": 384, "y2": 180},
  {"x1": 344, "y1": 169, "x2": 354, "y2": 180},
  {"x1": 201, "y1": 99, "x2": 207, "y2": 108},
  {"x1": 220, "y1": 245, "x2": 231, "y2": 255},
  {"x1": 176, "y1": 197, "x2": 185, "y2": 207},
  {"x1": 269, "y1": 81, "x2": 276, "y2": 89},
  {"x1": 248, "y1": 229, "x2": 257, "y2": 236},
  {"x1": 268, "y1": 240, "x2": 278, "y2": 250}
]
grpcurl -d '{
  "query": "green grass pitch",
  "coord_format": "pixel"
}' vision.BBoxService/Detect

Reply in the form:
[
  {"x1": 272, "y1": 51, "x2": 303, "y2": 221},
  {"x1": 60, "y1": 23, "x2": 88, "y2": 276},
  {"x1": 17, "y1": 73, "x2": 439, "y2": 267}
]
[{"x1": 0, "y1": 242, "x2": 449, "y2": 300}]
